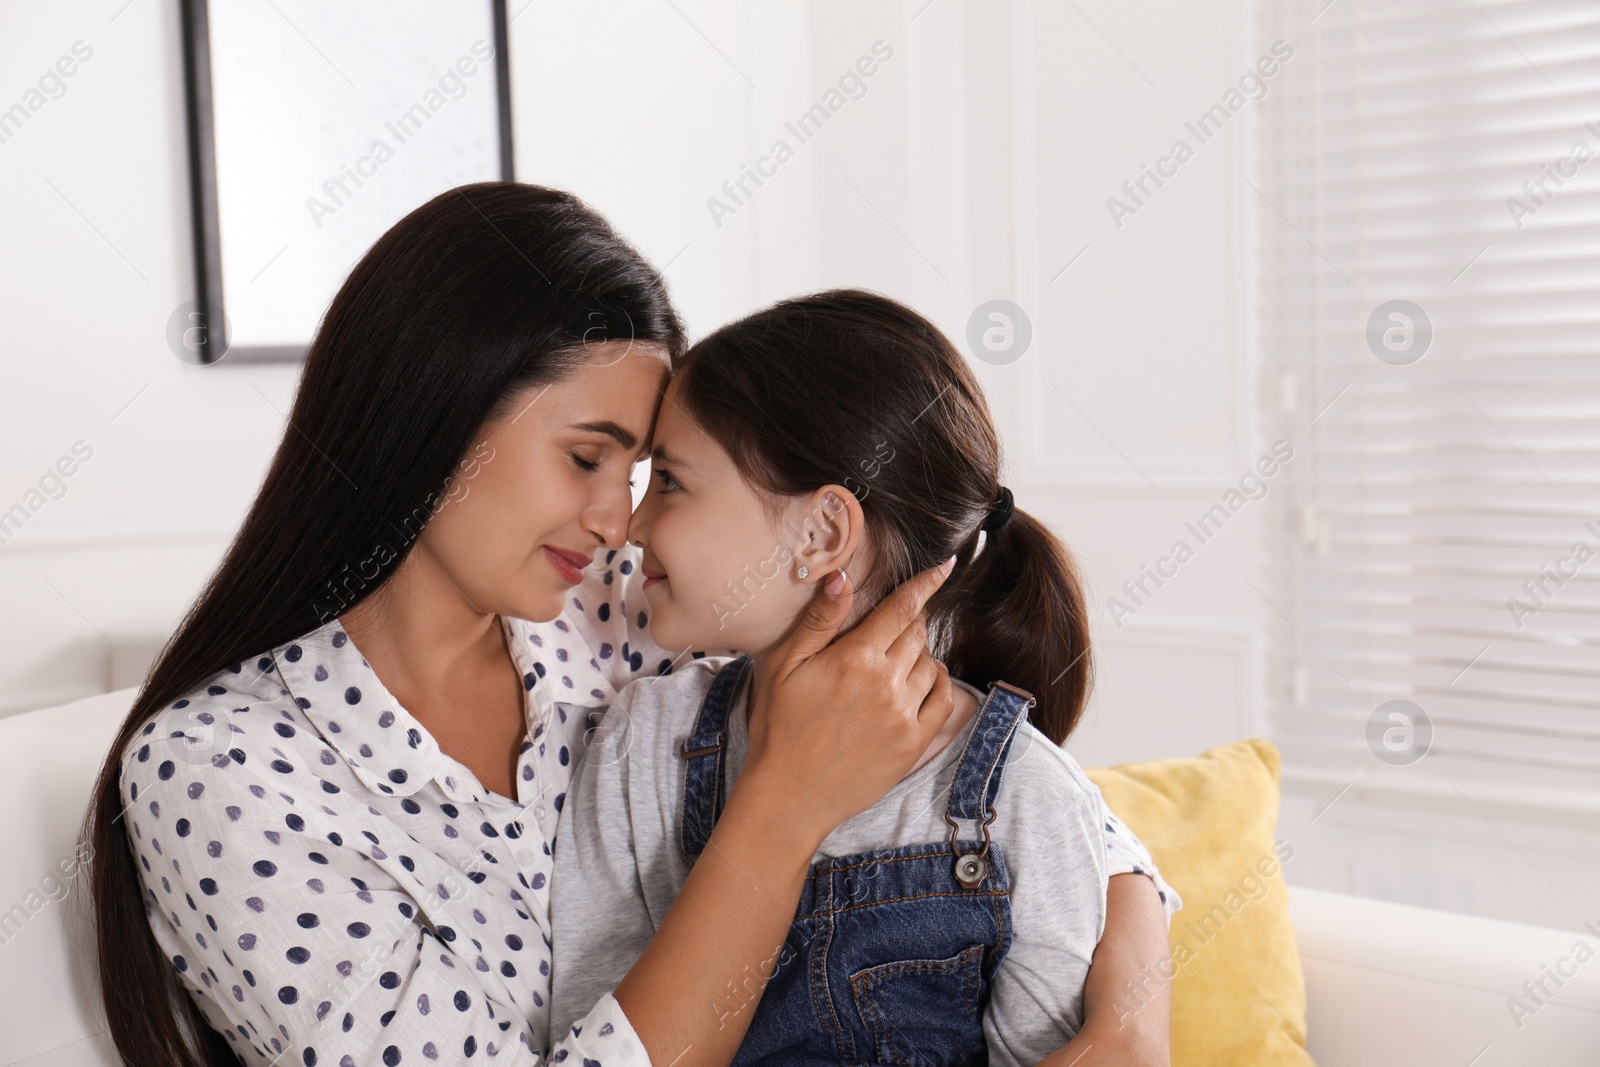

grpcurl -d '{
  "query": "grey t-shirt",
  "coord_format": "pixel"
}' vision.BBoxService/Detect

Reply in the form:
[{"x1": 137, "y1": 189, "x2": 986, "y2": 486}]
[{"x1": 549, "y1": 657, "x2": 1110, "y2": 1066}]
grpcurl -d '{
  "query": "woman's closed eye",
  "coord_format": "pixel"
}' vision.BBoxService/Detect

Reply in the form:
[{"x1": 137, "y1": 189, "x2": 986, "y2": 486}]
[{"x1": 576, "y1": 451, "x2": 643, "y2": 492}]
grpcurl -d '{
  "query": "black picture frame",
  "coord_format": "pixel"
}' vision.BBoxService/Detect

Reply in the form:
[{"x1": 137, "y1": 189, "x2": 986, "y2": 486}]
[{"x1": 178, "y1": 0, "x2": 515, "y2": 364}]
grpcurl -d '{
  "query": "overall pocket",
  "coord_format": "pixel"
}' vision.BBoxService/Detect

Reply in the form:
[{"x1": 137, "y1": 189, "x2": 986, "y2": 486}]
[{"x1": 849, "y1": 942, "x2": 988, "y2": 1066}]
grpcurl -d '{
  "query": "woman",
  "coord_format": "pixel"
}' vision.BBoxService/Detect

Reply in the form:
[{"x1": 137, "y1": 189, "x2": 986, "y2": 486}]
[{"x1": 86, "y1": 183, "x2": 1172, "y2": 1066}]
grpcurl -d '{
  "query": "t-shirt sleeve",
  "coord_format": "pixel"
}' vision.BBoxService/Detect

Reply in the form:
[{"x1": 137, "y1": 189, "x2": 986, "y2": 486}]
[
  {"x1": 981, "y1": 747, "x2": 1110, "y2": 1067},
  {"x1": 1101, "y1": 805, "x2": 1183, "y2": 921},
  {"x1": 121, "y1": 743, "x2": 648, "y2": 1066},
  {"x1": 549, "y1": 698, "x2": 661, "y2": 1045}
]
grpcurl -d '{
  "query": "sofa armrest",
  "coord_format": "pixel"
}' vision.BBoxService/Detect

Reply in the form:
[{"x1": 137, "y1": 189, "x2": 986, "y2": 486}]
[
  {"x1": 1290, "y1": 885, "x2": 1600, "y2": 1066},
  {"x1": 0, "y1": 688, "x2": 137, "y2": 1067}
]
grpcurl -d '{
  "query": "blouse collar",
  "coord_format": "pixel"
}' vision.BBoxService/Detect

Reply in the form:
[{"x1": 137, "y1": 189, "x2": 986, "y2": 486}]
[{"x1": 271, "y1": 616, "x2": 544, "y2": 805}]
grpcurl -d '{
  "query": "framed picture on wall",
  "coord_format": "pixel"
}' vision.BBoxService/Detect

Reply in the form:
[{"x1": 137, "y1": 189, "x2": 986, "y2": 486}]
[{"x1": 179, "y1": 0, "x2": 513, "y2": 363}]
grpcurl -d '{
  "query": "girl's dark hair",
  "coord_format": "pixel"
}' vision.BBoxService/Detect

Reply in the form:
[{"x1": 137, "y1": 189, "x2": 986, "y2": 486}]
[
  {"x1": 84, "y1": 182, "x2": 684, "y2": 1067},
  {"x1": 675, "y1": 289, "x2": 1092, "y2": 745}
]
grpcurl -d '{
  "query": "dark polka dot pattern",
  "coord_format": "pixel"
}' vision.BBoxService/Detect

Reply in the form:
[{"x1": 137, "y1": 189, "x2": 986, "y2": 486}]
[
  {"x1": 1099, "y1": 809, "x2": 1179, "y2": 914},
  {"x1": 118, "y1": 550, "x2": 669, "y2": 1065}
]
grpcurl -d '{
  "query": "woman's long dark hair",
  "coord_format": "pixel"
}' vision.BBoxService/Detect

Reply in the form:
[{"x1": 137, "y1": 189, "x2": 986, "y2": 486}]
[
  {"x1": 83, "y1": 182, "x2": 684, "y2": 1066},
  {"x1": 675, "y1": 289, "x2": 1092, "y2": 744}
]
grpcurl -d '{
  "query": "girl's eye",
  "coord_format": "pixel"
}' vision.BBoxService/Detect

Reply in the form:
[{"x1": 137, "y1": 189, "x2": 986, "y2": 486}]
[
  {"x1": 655, "y1": 469, "x2": 682, "y2": 493},
  {"x1": 570, "y1": 452, "x2": 601, "y2": 473}
]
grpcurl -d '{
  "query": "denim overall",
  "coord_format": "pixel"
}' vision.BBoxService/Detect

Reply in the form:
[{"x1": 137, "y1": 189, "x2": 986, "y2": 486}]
[{"x1": 680, "y1": 655, "x2": 1036, "y2": 1066}]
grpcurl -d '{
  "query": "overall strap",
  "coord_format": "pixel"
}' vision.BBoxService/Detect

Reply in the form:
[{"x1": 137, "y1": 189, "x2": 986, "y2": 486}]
[
  {"x1": 680, "y1": 655, "x2": 754, "y2": 861},
  {"x1": 945, "y1": 680, "x2": 1035, "y2": 825}
]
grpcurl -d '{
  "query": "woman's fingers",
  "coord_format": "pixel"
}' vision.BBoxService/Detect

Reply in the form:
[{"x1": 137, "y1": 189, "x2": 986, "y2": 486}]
[
  {"x1": 903, "y1": 652, "x2": 939, "y2": 706},
  {"x1": 913, "y1": 658, "x2": 955, "y2": 738},
  {"x1": 885, "y1": 611, "x2": 929, "y2": 671},
  {"x1": 742, "y1": 559, "x2": 959, "y2": 841},
  {"x1": 773, "y1": 568, "x2": 856, "y2": 670},
  {"x1": 847, "y1": 557, "x2": 955, "y2": 655}
]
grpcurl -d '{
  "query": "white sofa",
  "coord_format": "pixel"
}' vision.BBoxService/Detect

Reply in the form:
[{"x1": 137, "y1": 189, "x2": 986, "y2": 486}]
[{"x1": 2, "y1": 690, "x2": 1598, "y2": 1065}]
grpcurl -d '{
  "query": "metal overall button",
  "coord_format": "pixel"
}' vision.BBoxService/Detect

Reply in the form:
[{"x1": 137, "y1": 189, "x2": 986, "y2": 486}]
[{"x1": 946, "y1": 808, "x2": 998, "y2": 889}]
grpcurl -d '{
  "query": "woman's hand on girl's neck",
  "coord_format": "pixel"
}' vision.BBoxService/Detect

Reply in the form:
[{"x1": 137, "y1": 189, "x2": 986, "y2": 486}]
[
  {"x1": 745, "y1": 652, "x2": 976, "y2": 781},
  {"x1": 907, "y1": 680, "x2": 978, "y2": 775}
]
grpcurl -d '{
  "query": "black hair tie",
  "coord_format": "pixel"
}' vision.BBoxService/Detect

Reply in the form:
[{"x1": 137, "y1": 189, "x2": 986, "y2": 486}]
[{"x1": 981, "y1": 486, "x2": 1015, "y2": 532}]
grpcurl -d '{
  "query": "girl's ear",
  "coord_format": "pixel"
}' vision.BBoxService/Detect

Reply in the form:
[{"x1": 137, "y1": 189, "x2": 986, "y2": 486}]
[{"x1": 788, "y1": 485, "x2": 864, "y2": 583}]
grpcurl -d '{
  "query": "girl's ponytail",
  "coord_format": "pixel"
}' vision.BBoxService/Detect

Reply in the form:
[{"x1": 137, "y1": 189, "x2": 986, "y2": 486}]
[{"x1": 937, "y1": 504, "x2": 1093, "y2": 745}]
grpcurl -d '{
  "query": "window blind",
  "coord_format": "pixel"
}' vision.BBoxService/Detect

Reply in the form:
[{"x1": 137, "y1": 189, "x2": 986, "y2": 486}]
[{"x1": 1258, "y1": 0, "x2": 1600, "y2": 794}]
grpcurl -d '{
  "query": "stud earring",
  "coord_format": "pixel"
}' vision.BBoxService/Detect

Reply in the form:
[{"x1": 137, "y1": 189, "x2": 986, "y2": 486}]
[{"x1": 797, "y1": 565, "x2": 809, "y2": 580}]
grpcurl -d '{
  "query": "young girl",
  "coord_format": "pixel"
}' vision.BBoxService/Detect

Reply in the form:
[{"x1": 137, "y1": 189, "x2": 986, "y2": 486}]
[{"x1": 550, "y1": 290, "x2": 1178, "y2": 1064}]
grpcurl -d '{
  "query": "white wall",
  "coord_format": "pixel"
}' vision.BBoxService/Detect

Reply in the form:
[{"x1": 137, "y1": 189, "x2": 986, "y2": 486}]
[{"x1": 0, "y1": 0, "x2": 283, "y2": 713}]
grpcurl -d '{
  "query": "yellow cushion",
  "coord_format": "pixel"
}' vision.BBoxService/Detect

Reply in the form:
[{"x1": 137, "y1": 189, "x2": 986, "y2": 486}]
[{"x1": 1085, "y1": 738, "x2": 1313, "y2": 1067}]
